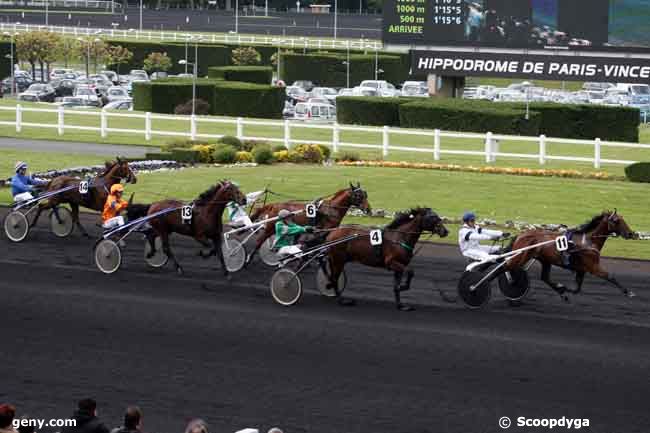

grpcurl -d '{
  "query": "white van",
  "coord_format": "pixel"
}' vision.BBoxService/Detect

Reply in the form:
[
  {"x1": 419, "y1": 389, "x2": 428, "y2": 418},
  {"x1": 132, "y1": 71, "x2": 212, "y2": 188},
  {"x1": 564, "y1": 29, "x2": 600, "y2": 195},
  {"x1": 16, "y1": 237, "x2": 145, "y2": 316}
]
[
  {"x1": 616, "y1": 83, "x2": 650, "y2": 106},
  {"x1": 294, "y1": 102, "x2": 336, "y2": 121}
]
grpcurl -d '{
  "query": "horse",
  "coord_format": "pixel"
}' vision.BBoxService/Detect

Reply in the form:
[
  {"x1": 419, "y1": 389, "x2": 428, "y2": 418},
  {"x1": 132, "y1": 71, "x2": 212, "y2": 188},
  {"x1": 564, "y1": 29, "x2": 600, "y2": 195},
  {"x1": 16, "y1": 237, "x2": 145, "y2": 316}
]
[
  {"x1": 323, "y1": 207, "x2": 449, "y2": 311},
  {"x1": 30, "y1": 158, "x2": 137, "y2": 236},
  {"x1": 504, "y1": 210, "x2": 638, "y2": 300},
  {"x1": 141, "y1": 180, "x2": 246, "y2": 276},
  {"x1": 247, "y1": 182, "x2": 371, "y2": 264}
]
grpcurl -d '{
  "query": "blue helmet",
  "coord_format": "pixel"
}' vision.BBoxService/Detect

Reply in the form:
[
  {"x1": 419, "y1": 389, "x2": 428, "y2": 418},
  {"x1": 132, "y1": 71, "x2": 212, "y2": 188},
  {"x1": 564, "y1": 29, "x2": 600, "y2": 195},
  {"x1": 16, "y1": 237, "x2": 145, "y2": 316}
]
[{"x1": 462, "y1": 211, "x2": 476, "y2": 223}]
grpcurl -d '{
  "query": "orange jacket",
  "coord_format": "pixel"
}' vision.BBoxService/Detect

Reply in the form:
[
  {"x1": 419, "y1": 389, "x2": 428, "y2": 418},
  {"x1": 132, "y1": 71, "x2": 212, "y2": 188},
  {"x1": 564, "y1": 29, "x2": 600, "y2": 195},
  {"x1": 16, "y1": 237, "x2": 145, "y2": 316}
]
[{"x1": 102, "y1": 194, "x2": 128, "y2": 222}]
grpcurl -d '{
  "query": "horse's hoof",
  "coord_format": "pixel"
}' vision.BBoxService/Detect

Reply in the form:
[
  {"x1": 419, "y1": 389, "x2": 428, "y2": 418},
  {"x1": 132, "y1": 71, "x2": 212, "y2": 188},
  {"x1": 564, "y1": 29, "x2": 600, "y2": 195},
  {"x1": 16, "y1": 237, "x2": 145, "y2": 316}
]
[
  {"x1": 83, "y1": 233, "x2": 91, "y2": 239},
  {"x1": 176, "y1": 268, "x2": 184, "y2": 276},
  {"x1": 561, "y1": 294, "x2": 570, "y2": 303},
  {"x1": 397, "y1": 303, "x2": 415, "y2": 312},
  {"x1": 337, "y1": 298, "x2": 356, "y2": 307},
  {"x1": 626, "y1": 290, "x2": 636, "y2": 298},
  {"x1": 146, "y1": 252, "x2": 155, "y2": 259}
]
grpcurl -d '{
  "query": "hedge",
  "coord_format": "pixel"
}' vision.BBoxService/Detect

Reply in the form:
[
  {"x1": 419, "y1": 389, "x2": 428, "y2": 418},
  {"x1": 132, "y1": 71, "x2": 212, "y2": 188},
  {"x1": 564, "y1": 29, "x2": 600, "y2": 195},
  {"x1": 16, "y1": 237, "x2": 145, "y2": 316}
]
[
  {"x1": 208, "y1": 66, "x2": 273, "y2": 84},
  {"x1": 133, "y1": 78, "x2": 220, "y2": 114},
  {"x1": 213, "y1": 81, "x2": 285, "y2": 119},
  {"x1": 399, "y1": 99, "x2": 541, "y2": 136},
  {"x1": 170, "y1": 148, "x2": 200, "y2": 163},
  {"x1": 625, "y1": 162, "x2": 650, "y2": 182},
  {"x1": 336, "y1": 97, "x2": 417, "y2": 126},
  {"x1": 145, "y1": 152, "x2": 174, "y2": 160},
  {"x1": 0, "y1": 42, "x2": 10, "y2": 80},
  {"x1": 280, "y1": 52, "x2": 409, "y2": 88}
]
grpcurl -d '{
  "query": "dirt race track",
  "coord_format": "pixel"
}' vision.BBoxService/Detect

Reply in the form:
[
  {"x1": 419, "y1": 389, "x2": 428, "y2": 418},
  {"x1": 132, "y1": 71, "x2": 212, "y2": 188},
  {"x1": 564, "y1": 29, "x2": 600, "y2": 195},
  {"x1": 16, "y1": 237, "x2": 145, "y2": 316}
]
[{"x1": 2, "y1": 208, "x2": 650, "y2": 433}]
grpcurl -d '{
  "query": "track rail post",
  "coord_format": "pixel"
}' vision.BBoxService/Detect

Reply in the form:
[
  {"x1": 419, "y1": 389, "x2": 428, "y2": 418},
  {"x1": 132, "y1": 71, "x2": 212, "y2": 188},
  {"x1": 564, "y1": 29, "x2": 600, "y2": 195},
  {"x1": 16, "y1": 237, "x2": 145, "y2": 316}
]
[
  {"x1": 382, "y1": 125, "x2": 389, "y2": 157},
  {"x1": 594, "y1": 138, "x2": 601, "y2": 169},
  {"x1": 15, "y1": 104, "x2": 22, "y2": 133},
  {"x1": 434, "y1": 128, "x2": 440, "y2": 160},
  {"x1": 333, "y1": 122, "x2": 340, "y2": 153},
  {"x1": 539, "y1": 134, "x2": 546, "y2": 165},
  {"x1": 145, "y1": 112, "x2": 151, "y2": 141},
  {"x1": 57, "y1": 105, "x2": 64, "y2": 136}
]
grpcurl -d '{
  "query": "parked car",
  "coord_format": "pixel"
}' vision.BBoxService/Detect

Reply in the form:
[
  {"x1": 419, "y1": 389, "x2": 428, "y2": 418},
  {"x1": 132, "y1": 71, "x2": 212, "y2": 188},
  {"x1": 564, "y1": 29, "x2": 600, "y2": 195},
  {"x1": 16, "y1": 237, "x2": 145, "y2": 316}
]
[
  {"x1": 103, "y1": 100, "x2": 133, "y2": 110},
  {"x1": 401, "y1": 81, "x2": 428, "y2": 97},
  {"x1": 286, "y1": 86, "x2": 309, "y2": 104},
  {"x1": 583, "y1": 82, "x2": 615, "y2": 92},
  {"x1": 150, "y1": 71, "x2": 169, "y2": 80},
  {"x1": 51, "y1": 79, "x2": 76, "y2": 97},
  {"x1": 616, "y1": 83, "x2": 650, "y2": 106},
  {"x1": 17, "y1": 92, "x2": 40, "y2": 103},
  {"x1": 73, "y1": 86, "x2": 102, "y2": 107},
  {"x1": 306, "y1": 97, "x2": 332, "y2": 105},
  {"x1": 129, "y1": 69, "x2": 149, "y2": 80},
  {"x1": 292, "y1": 80, "x2": 315, "y2": 92},
  {"x1": 100, "y1": 70, "x2": 119, "y2": 84},
  {"x1": 2, "y1": 76, "x2": 33, "y2": 94},
  {"x1": 58, "y1": 96, "x2": 93, "y2": 108},
  {"x1": 104, "y1": 86, "x2": 131, "y2": 103},
  {"x1": 337, "y1": 88, "x2": 354, "y2": 97},
  {"x1": 310, "y1": 87, "x2": 338, "y2": 103},
  {"x1": 50, "y1": 68, "x2": 73, "y2": 81},
  {"x1": 282, "y1": 100, "x2": 295, "y2": 119},
  {"x1": 24, "y1": 83, "x2": 56, "y2": 102},
  {"x1": 294, "y1": 102, "x2": 336, "y2": 121},
  {"x1": 359, "y1": 80, "x2": 398, "y2": 97}
]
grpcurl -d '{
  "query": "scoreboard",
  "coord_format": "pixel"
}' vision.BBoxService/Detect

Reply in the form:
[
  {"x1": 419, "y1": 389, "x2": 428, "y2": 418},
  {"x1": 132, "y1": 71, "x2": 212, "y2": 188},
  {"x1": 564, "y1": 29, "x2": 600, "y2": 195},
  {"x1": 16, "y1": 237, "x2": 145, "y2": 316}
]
[{"x1": 383, "y1": 0, "x2": 465, "y2": 45}]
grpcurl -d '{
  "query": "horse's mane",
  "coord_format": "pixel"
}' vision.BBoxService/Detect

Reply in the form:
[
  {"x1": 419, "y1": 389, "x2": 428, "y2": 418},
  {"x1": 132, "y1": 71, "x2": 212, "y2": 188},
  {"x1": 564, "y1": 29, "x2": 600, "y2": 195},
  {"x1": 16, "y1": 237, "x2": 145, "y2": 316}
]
[
  {"x1": 386, "y1": 207, "x2": 428, "y2": 229},
  {"x1": 195, "y1": 180, "x2": 229, "y2": 205},
  {"x1": 574, "y1": 211, "x2": 610, "y2": 233},
  {"x1": 99, "y1": 160, "x2": 117, "y2": 176}
]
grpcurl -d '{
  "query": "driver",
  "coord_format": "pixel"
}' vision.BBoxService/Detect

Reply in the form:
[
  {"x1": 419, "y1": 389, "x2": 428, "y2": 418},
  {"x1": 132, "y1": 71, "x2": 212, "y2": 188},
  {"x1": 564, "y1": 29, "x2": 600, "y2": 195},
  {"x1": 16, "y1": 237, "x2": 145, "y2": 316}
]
[
  {"x1": 458, "y1": 211, "x2": 510, "y2": 262},
  {"x1": 102, "y1": 184, "x2": 129, "y2": 230},
  {"x1": 226, "y1": 190, "x2": 265, "y2": 228},
  {"x1": 274, "y1": 209, "x2": 315, "y2": 257},
  {"x1": 11, "y1": 161, "x2": 47, "y2": 202}
]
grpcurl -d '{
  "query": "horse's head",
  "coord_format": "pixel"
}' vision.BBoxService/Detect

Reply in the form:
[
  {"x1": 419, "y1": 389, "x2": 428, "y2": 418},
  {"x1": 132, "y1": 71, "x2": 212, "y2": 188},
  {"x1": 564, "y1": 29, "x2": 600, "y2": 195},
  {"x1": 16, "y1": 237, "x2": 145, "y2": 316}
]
[
  {"x1": 219, "y1": 180, "x2": 247, "y2": 206},
  {"x1": 108, "y1": 157, "x2": 137, "y2": 184},
  {"x1": 419, "y1": 208, "x2": 449, "y2": 238},
  {"x1": 348, "y1": 182, "x2": 371, "y2": 215},
  {"x1": 607, "y1": 210, "x2": 636, "y2": 240}
]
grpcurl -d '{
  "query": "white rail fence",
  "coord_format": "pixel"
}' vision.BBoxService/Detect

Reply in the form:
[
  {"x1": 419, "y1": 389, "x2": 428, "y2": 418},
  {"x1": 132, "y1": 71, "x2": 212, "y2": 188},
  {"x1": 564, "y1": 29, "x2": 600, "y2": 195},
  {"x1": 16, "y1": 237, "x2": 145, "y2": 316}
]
[
  {"x1": 0, "y1": 22, "x2": 383, "y2": 50},
  {"x1": 1, "y1": 104, "x2": 649, "y2": 169}
]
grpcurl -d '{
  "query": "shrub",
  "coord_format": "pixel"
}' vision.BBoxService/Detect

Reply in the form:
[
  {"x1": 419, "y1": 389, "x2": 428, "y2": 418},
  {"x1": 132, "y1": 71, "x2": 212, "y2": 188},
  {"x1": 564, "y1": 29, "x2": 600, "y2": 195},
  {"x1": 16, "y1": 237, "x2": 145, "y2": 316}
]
[
  {"x1": 191, "y1": 144, "x2": 216, "y2": 163},
  {"x1": 219, "y1": 135, "x2": 243, "y2": 150},
  {"x1": 624, "y1": 162, "x2": 650, "y2": 182},
  {"x1": 242, "y1": 139, "x2": 269, "y2": 152},
  {"x1": 334, "y1": 150, "x2": 361, "y2": 162},
  {"x1": 293, "y1": 144, "x2": 324, "y2": 163},
  {"x1": 208, "y1": 66, "x2": 273, "y2": 84},
  {"x1": 212, "y1": 145, "x2": 238, "y2": 164},
  {"x1": 231, "y1": 46, "x2": 262, "y2": 66},
  {"x1": 272, "y1": 144, "x2": 288, "y2": 152},
  {"x1": 288, "y1": 151, "x2": 303, "y2": 163},
  {"x1": 213, "y1": 81, "x2": 285, "y2": 119},
  {"x1": 143, "y1": 51, "x2": 172, "y2": 73},
  {"x1": 317, "y1": 144, "x2": 332, "y2": 160},
  {"x1": 145, "y1": 151, "x2": 174, "y2": 160},
  {"x1": 337, "y1": 97, "x2": 415, "y2": 126},
  {"x1": 133, "y1": 79, "x2": 219, "y2": 114},
  {"x1": 174, "y1": 98, "x2": 211, "y2": 115},
  {"x1": 236, "y1": 151, "x2": 253, "y2": 163},
  {"x1": 252, "y1": 144, "x2": 274, "y2": 164},
  {"x1": 273, "y1": 150, "x2": 289, "y2": 162},
  {"x1": 170, "y1": 148, "x2": 201, "y2": 163},
  {"x1": 163, "y1": 138, "x2": 196, "y2": 150}
]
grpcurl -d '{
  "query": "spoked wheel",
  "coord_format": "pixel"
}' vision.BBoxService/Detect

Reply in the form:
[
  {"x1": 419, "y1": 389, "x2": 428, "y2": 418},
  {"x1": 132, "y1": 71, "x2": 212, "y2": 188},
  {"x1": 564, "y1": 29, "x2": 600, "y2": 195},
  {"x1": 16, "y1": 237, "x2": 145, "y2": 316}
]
[
  {"x1": 315, "y1": 261, "x2": 347, "y2": 297},
  {"x1": 94, "y1": 239, "x2": 122, "y2": 274},
  {"x1": 144, "y1": 237, "x2": 168, "y2": 268},
  {"x1": 498, "y1": 268, "x2": 530, "y2": 301},
  {"x1": 457, "y1": 271, "x2": 492, "y2": 309},
  {"x1": 222, "y1": 238, "x2": 247, "y2": 273},
  {"x1": 4, "y1": 211, "x2": 29, "y2": 243},
  {"x1": 259, "y1": 235, "x2": 280, "y2": 266},
  {"x1": 49, "y1": 207, "x2": 74, "y2": 238},
  {"x1": 270, "y1": 268, "x2": 303, "y2": 306}
]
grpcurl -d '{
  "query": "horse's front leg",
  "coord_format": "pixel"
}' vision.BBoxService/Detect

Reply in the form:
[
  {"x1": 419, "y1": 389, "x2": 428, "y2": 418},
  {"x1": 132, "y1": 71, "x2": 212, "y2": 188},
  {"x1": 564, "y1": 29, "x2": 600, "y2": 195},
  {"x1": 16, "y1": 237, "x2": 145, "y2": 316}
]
[
  {"x1": 567, "y1": 271, "x2": 585, "y2": 295},
  {"x1": 71, "y1": 203, "x2": 89, "y2": 237},
  {"x1": 540, "y1": 262, "x2": 570, "y2": 302},
  {"x1": 213, "y1": 236, "x2": 229, "y2": 277},
  {"x1": 591, "y1": 264, "x2": 635, "y2": 297},
  {"x1": 196, "y1": 237, "x2": 215, "y2": 258},
  {"x1": 387, "y1": 260, "x2": 413, "y2": 311},
  {"x1": 161, "y1": 232, "x2": 183, "y2": 275}
]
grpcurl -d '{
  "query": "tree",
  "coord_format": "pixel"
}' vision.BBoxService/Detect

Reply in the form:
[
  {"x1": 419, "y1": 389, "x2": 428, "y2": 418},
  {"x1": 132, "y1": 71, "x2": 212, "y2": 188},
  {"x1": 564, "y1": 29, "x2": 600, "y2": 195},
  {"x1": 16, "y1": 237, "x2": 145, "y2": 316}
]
[
  {"x1": 16, "y1": 32, "x2": 42, "y2": 81},
  {"x1": 41, "y1": 32, "x2": 63, "y2": 80},
  {"x1": 105, "y1": 45, "x2": 133, "y2": 74},
  {"x1": 76, "y1": 39, "x2": 108, "y2": 75},
  {"x1": 15, "y1": 31, "x2": 64, "y2": 82},
  {"x1": 143, "y1": 52, "x2": 172, "y2": 73},
  {"x1": 231, "y1": 46, "x2": 261, "y2": 66}
]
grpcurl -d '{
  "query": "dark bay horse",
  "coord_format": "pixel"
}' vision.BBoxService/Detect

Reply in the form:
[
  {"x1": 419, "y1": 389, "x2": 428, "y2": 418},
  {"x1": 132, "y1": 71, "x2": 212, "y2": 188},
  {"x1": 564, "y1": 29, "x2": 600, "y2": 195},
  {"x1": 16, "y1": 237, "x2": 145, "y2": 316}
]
[
  {"x1": 30, "y1": 158, "x2": 137, "y2": 236},
  {"x1": 505, "y1": 210, "x2": 637, "y2": 300},
  {"x1": 247, "y1": 183, "x2": 371, "y2": 263},
  {"x1": 323, "y1": 207, "x2": 449, "y2": 311},
  {"x1": 143, "y1": 180, "x2": 246, "y2": 275}
]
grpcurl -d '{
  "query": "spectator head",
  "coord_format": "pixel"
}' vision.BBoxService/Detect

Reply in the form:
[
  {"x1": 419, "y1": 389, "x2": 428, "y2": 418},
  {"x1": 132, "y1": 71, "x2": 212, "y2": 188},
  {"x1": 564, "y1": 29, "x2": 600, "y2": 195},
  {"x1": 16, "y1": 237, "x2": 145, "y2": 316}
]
[
  {"x1": 268, "y1": 429, "x2": 284, "y2": 433},
  {"x1": 0, "y1": 404, "x2": 16, "y2": 429},
  {"x1": 17, "y1": 416, "x2": 35, "y2": 433},
  {"x1": 124, "y1": 407, "x2": 142, "y2": 430},
  {"x1": 77, "y1": 399, "x2": 97, "y2": 416},
  {"x1": 184, "y1": 419, "x2": 208, "y2": 433}
]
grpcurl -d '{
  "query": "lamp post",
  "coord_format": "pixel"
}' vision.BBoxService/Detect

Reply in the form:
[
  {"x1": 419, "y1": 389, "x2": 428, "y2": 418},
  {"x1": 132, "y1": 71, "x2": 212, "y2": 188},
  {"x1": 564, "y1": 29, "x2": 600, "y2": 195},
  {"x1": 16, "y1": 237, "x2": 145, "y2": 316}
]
[
  {"x1": 179, "y1": 59, "x2": 196, "y2": 117},
  {"x1": 77, "y1": 35, "x2": 101, "y2": 78},
  {"x1": 3, "y1": 32, "x2": 15, "y2": 96},
  {"x1": 45, "y1": 0, "x2": 49, "y2": 26},
  {"x1": 235, "y1": 0, "x2": 239, "y2": 33},
  {"x1": 139, "y1": 0, "x2": 143, "y2": 31},
  {"x1": 184, "y1": 34, "x2": 190, "y2": 74},
  {"x1": 333, "y1": 0, "x2": 337, "y2": 39}
]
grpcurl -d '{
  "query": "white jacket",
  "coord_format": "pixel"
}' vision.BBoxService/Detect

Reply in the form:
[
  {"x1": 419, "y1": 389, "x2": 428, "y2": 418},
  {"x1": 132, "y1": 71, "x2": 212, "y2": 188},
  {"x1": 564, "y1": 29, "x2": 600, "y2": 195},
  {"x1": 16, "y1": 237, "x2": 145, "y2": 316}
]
[{"x1": 458, "y1": 224, "x2": 503, "y2": 255}]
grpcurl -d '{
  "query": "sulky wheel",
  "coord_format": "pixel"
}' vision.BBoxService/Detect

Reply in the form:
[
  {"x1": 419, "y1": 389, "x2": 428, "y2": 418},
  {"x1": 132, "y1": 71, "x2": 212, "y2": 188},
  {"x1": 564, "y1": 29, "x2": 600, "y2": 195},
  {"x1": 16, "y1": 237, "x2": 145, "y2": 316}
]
[
  {"x1": 94, "y1": 239, "x2": 122, "y2": 274},
  {"x1": 315, "y1": 261, "x2": 347, "y2": 297},
  {"x1": 259, "y1": 235, "x2": 280, "y2": 266},
  {"x1": 49, "y1": 207, "x2": 74, "y2": 238},
  {"x1": 498, "y1": 268, "x2": 530, "y2": 301},
  {"x1": 457, "y1": 271, "x2": 492, "y2": 309},
  {"x1": 222, "y1": 238, "x2": 247, "y2": 273},
  {"x1": 4, "y1": 211, "x2": 29, "y2": 243},
  {"x1": 144, "y1": 237, "x2": 168, "y2": 268},
  {"x1": 270, "y1": 268, "x2": 303, "y2": 306}
]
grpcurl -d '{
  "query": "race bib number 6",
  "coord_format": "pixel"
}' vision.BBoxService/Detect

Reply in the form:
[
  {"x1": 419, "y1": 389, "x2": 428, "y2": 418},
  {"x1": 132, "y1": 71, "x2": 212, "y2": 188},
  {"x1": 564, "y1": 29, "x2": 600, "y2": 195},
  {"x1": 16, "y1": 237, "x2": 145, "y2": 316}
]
[
  {"x1": 305, "y1": 203, "x2": 317, "y2": 218},
  {"x1": 555, "y1": 235, "x2": 569, "y2": 252},
  {"x1": 181, "y1": 206, "x2": 193, "y2": 223},
  {"x1": 370, "y1": 229, "x2": 383, "y2": 246},
  {"x1": 79, "y1": 181, "x2": 89, "y2": 194}
]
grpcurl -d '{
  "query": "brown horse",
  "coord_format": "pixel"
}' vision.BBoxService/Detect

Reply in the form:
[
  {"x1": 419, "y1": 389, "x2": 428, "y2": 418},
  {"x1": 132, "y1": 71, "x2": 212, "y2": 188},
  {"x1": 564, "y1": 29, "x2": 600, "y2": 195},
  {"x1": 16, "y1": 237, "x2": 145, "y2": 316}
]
[
  {"x1": 30, "y1": 158, "x2": 137, "y2": 236},
  {"x1": 324, "y1": 207, "x2": 449, "y2": 311},
  {"x1": 505, "y1": 210, "x2": 637, "y2": 300},
  {"x1": 247, "y1": 182, "x2": 371, "y2": 264},
  {"x1": 144, "y1": 180, "x2": 246, "y2": 276}
]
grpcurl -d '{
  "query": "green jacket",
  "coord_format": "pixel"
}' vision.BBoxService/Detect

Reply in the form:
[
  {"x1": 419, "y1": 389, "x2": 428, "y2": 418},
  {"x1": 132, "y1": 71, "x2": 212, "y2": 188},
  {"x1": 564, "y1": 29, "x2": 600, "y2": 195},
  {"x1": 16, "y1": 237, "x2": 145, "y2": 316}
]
[{"x1": 274, "y1": 220, "x2": 309, "y2": 249}]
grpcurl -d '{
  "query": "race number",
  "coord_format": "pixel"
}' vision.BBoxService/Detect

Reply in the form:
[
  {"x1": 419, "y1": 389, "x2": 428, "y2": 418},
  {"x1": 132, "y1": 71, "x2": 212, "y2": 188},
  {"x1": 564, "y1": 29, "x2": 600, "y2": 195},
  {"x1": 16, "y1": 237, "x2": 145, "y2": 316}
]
[
  {"x1": 305, "y1": 203, "x2": 317, "y2": 218},
  {"x1": 181, "y1": 206, "x2": 193, "y2": 223},
  {"x1": 369, "y1": 229, "x2": 383, "y2": 246},
  {"x1": 555, "y1": 235, "x2": 569, "y2": 252},
  {"x1": 78, "y1": 181, "x2": 89, "y2": 194}
]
